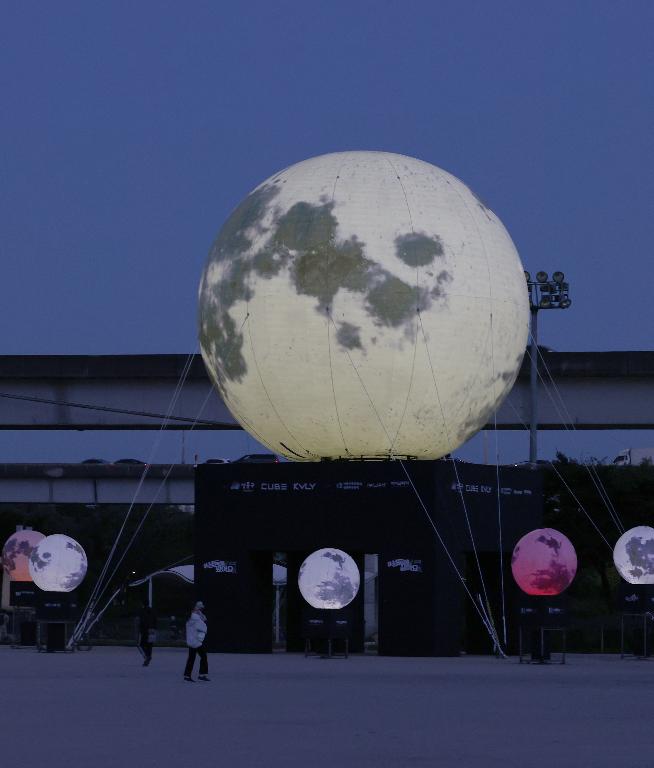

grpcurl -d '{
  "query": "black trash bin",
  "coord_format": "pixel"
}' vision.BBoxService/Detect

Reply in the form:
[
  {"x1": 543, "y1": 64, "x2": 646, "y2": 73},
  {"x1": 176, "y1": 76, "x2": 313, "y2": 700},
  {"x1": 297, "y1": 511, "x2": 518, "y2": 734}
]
[
  {"x1": 20, "y1": 620, "x2": 37, "y2": 646},
  {"x1": 46, "y1": 623, "x2": 66, "y2": 652}
]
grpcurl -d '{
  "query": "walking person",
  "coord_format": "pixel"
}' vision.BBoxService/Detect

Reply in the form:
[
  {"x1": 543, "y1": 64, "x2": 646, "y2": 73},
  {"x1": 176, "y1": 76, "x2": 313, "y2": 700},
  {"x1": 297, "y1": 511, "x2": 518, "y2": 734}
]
[
  {"x1": 184, "y1": 601, "x2": 210, "y2": 682},
  {"x1": 138, "y1": 600, "x2": 157, "y2": 666}
]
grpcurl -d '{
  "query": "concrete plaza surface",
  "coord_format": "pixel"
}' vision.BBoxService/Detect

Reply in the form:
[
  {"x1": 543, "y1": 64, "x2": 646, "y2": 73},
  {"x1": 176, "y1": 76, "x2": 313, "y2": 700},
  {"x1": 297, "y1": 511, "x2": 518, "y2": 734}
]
[{"x1": 2, "y1": 646, "x2": 651, "y2": 768}]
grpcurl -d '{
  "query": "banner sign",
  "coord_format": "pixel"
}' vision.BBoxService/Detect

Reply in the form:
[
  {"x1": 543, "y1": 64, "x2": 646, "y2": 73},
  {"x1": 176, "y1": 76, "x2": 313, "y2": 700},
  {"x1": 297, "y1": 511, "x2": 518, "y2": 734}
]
[
  {"x1": 203, "y1": 559, "x2": 237, "y2": 574},
  {"x1": 386, "y1": 558, "x2": 423, "y2": 573},
  {"x1": 451, "y1": 482, "x2": 533, "y2": 497},
  {"x1": 228, "y1": 479, "x2": 410, "y2": 493}
]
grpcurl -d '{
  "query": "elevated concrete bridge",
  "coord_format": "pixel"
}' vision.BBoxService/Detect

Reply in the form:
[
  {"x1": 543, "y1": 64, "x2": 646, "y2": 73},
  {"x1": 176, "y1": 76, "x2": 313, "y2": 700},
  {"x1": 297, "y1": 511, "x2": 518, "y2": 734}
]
[
  {"x1": 0, "y1": 351, "x2": 653, "y2": 431},
  {"x1": 0, "y1": 462, "x2": 194, "y2": 505},
  {"x1": 0, "y1": 351, "x2": 653, "y2": 504}
]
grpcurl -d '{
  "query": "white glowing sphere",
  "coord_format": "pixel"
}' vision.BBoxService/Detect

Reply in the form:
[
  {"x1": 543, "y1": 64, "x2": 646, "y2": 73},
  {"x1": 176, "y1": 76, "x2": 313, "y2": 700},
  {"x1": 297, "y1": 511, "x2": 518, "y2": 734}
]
[
  {"x1": 199, "y1": 151, "x2": 528, "y2": 460},
  {"x1": 28, "y1": 534, "x2": 88, "y2": 592},
  {"x1": 613, "y1": 526, "x2": 654, "y2": 584},
  {"x1": 2, "y1": 530, "x2": 45, "y2": 581},
  {"x1": 298, "y1": 548, "x2": 360, "y2": 609}
]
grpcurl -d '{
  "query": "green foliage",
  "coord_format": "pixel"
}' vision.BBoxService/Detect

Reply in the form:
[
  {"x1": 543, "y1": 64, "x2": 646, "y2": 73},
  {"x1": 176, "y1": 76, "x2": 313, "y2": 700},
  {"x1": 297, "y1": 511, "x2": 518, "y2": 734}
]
[
  {"x1": 0, "y1": 504, "x2": 192, "y2": 606},
  {"x1": 544, "y1": 455, "x2": 654, "y2": 612}
]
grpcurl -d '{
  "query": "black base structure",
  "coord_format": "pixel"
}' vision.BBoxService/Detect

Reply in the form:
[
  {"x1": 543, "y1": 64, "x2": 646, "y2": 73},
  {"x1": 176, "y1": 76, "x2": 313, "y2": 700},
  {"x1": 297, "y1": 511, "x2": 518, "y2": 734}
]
[
  {"x1": 9, "y1": 582, "x2": 38, "y2": 608},
  {"x1": 617, "y1": 583, "x2": 654, "y2": 659},
  {"x1": 302, "y1": 608, "x2": 352, "y2": 658},
  {"x1": 516, "y1": 594, "x2": 568, "y2": 664},
  {"x1": 18, "y1": 619, "x2": 37, "y2": 647},
  {"x1": 195, "y1": 460, "x2": 542, "y2": 656},
  {"x1": 287, "y1": 554, "x2": 365, "y2": 653},
  {"x1": 34, "y1": 591, "x2": 80, "y2": 652}
]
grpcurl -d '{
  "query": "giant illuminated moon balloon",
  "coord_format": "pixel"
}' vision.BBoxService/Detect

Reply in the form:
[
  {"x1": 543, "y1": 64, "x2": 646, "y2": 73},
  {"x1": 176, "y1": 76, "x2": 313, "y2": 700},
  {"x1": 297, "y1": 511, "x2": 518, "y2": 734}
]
[
  {"x1": 511, "y1": 528, "x2": 577, "y2": 596},
  {"x1": 198, "y1": 151, "x2": 529, "y2": 460},
  {"x1": 298, "y1": 548, "x2": 360, "y2": 609},
  {"x1": 28, "y1": 534, "x2": 88, "y2": 592},
  {"x1": 2, "y1": 530, "x2": 45, "y2": 581},
  {"x1": 613, "y1": 526, "x2": 654, "y2": 584}
]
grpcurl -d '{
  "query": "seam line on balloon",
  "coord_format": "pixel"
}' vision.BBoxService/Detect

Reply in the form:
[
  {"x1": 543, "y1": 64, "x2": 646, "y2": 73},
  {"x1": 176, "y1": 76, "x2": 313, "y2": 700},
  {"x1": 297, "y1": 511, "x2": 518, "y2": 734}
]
[
  {"x1": 326, "y1": 309, "x2": 349, "y2": 456},
  {"x1": 389, "y1": 313, "x2": 419, "y2": 455},
  {"x1": 383, "y1": 156, "x2": 420, "y2": 454},
  {"x1": 245, "y1": 312, "x2": 313, "y2": 458},
  {"x1": 324, "y1": 157, "x2": 350, "y2": 456},
  {"x1": 210, "y1": 313, "x2": 278, "y2": 453},
  {"x1": 327, "y1": 314, "x2": 394, "y2": 451},
  {"x1": 435, "y1": 180, "x2": 516, "y2": 643}
]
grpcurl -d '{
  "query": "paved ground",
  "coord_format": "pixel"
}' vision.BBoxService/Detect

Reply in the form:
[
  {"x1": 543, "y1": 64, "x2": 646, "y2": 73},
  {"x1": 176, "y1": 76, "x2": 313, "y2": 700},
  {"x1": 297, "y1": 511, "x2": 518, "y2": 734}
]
[{"x1": 2, "y1": 646, "x2": 651, "y2": 767}]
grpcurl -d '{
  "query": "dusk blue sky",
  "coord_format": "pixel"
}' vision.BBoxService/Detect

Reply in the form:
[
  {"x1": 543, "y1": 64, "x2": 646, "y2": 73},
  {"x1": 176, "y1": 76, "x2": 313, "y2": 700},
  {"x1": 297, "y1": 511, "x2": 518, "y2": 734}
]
[{"x1": 1, "y1": 1, "x2": 653, "y2": 464}]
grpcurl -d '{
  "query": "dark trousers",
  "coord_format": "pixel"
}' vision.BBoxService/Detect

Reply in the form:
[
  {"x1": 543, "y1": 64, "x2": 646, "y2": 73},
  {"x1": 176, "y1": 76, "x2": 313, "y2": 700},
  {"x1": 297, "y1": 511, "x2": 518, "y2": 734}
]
[
  {"x1": 138, "y1": 636, "x2": 153, "y2": 661},
  {"x1": 184, "y1": 644, "x2": 208, "y2": 677}
]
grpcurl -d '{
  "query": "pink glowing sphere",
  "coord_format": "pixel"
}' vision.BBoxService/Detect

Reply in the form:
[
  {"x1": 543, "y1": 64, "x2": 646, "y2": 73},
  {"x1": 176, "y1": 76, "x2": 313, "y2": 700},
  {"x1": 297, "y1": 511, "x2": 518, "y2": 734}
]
[
  {"x1": 2, "y1": 530, "x2": 45, "y2": 581},
  {"x1": 511, "y1": 528, "x2": 577, "y2": 596}
]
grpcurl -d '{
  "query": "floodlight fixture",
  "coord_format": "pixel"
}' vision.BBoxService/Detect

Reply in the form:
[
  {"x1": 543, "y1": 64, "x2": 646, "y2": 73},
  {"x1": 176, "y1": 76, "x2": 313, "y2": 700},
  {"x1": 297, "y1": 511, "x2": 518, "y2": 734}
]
[
  {"x1": 524, "y1": 267, "x2": 572, "y2": 465},
  {"x1": 526, "y1": 270, "x2": 572, "y2": 312}
]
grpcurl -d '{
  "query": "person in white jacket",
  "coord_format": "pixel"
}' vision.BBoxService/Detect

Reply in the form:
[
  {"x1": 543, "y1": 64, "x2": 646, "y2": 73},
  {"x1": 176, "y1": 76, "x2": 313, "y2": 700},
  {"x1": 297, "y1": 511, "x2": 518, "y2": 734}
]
[{"x1": 183, "y1": 601, "x2": 209, "y2": 682}]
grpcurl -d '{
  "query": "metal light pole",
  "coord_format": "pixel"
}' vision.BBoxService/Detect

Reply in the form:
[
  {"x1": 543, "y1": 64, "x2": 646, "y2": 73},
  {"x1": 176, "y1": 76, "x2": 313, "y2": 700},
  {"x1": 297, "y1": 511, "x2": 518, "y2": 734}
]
[
  {"x1": 529, "y1": 305, "x2": 538, "y2": 464},
  {"x1": 525, "y1": 271, "x2": 571, "y2": 464}
]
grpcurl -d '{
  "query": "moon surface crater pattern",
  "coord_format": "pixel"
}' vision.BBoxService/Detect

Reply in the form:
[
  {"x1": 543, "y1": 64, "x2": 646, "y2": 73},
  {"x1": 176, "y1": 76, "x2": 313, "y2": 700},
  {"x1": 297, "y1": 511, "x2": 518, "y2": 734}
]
[
  {"x1": 199, "y1": 151, "x2": 529, "y2": 460},
  {"x1": 298, "y1": 548, "x2": 360, "y2": 609},
  {"x1": 29, "y1": 534, "x2": 88, "y2": 592},
  {"x1": 511, "y1": 528, "x2": 577, "y2": 596},
  {"x1": 613, "y1": 526, "x2": 654, "y2": 584},
  {"x1": 2, "y1": 530, "x2": 45, "y2": 581}
]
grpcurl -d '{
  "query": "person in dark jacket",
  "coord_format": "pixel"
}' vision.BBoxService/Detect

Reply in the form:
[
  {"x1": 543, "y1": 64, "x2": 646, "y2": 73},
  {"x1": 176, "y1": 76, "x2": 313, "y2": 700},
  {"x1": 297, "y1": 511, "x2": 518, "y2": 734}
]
[
  {"x1": 138, "y1": 600, "x2": 157, "y2": 666},
  {"x1": 183, "y1": 601, "x2": 209, "y2": 682}
]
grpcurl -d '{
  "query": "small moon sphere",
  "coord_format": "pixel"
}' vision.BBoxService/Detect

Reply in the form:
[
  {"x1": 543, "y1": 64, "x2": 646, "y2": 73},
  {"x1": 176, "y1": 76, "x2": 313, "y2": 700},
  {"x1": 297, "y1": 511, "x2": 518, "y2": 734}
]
[
  {"x1": 613, "y1": 526, "x2": 654, "y2": 584},
  {"x1": 298, "y1": 548, "x2": 360, "y2": 609},
  {"x1": 198, "y1": 151, "x2": 529, "y2": 461},
  {"x1": 511, "y1": 528, "x2": 577, "y2": 596},
  {"x1": 2, "y1": 530, "x2": 45, "y2": 581},
  {"x1": 28, "y1": 534, "x2": 88, "y2": 592}
]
